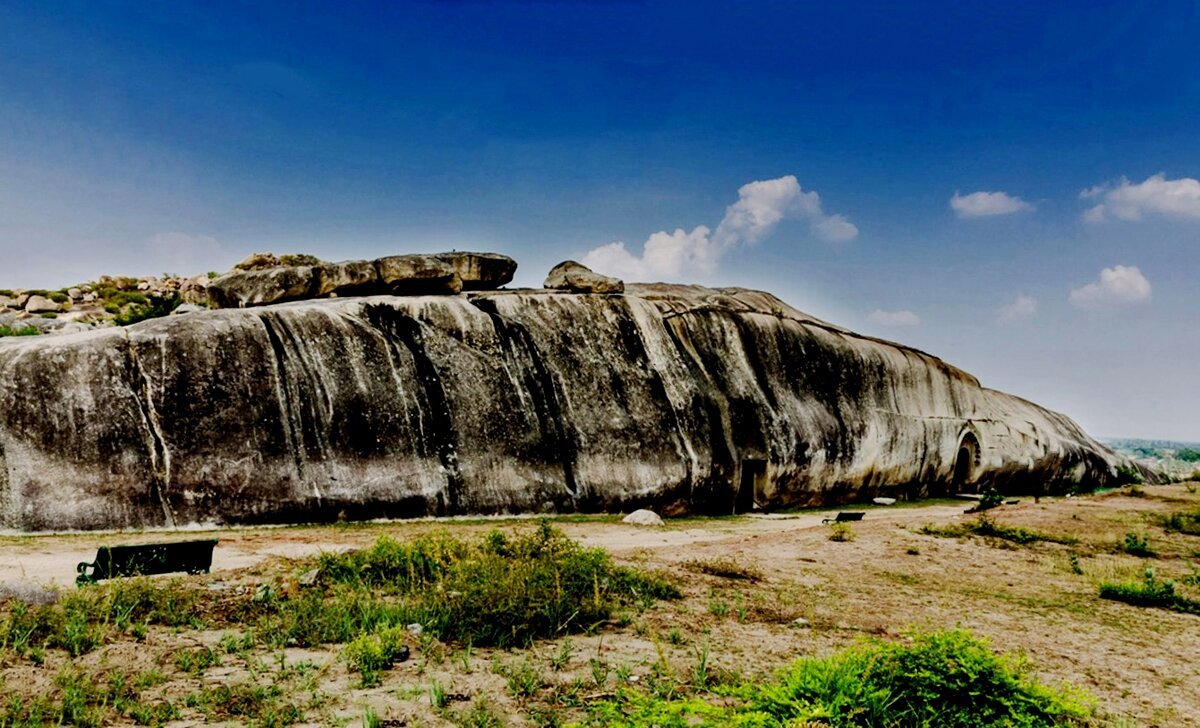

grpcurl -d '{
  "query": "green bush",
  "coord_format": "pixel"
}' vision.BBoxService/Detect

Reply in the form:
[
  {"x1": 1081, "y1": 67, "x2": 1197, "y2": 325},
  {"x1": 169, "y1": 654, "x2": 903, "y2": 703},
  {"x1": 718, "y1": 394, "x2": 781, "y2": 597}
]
[
  {"x1": 1160, "y1": 510, "x2": 1200, "y2": 536},
  {"x1": 1099, "y1": 567, "x2": 1200, "y2": 615},
  {"x1": 113, "y1": 293, "x2": 181, "y2": 326},
  {"x1": 588, "y1": 629, "x2": 1097, "y2": 727},
  {"x1": 920, "y1": 516, "x2": 1077, "y2": 546},
  {"x1": 0, "y1": 325, "x2": 40, "y2": 337},
  {"x1": 1121, "y1": 532, "x2": 1155, "y2": 558},
  {"x1": 343, "y1": 624, "x2": 409, "y2": 687},
  {"x1": 305, "y1": 521, "x2": 679, "y2": 648}
]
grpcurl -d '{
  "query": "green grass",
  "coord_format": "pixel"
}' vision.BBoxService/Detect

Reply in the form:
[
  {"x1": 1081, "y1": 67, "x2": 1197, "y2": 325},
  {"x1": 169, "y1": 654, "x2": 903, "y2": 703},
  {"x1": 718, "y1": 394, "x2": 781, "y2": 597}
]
[
  {"x1": 920, "y1": 515, "x2": 1078, "y2": 546},
  {"x1": 1159, "y1": 509, "x2": 1200, "y2": 536},
  {"x1": 585, "y1": 629, "x2": 1098, "y2": 727},
  {"x1": 0, "y1": 325, "x2": 40, "y2": 337},
  {"x1": 1099, "y1": 567, "x2": 1200, "y2": 615},
  {"x1": 0, "y1": 666, "x2": 176, "y2": 727},
  {"x1": 298, "y1": 521, "x2": 679, "y2": 649}
]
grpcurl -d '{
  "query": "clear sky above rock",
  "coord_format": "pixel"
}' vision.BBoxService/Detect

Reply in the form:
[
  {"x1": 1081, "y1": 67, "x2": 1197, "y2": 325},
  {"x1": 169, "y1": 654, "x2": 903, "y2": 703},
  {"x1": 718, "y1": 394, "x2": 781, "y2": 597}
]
[{"x1": 1, "y1": 1, "x2": 1197, "y2": 440}]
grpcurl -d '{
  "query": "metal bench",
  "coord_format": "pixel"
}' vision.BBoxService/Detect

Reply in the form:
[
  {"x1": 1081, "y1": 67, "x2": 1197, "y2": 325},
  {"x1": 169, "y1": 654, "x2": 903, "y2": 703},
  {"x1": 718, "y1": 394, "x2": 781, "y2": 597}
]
[
  {"x1": 822, "y1": 511, "x2": 865, "y2": 524},
  {"x1": 76, "y1": 539, "x2": 218, "y2": 586}
]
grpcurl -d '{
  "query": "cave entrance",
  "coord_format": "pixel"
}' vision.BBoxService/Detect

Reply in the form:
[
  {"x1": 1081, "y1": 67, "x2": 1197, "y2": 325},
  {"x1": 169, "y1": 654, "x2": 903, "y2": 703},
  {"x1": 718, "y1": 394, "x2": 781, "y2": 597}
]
[
  {"x1": 735, "y1": 459, "x2": 767, "y2": 513},
  {"x1": 953, "y1": 432, "x2": 980, "y2": 489}
]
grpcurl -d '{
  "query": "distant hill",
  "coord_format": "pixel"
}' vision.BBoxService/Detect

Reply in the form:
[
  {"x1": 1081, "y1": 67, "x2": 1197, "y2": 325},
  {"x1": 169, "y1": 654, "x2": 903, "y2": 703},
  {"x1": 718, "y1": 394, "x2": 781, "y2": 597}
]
[{"x1": 1102, "y1": 438, "x2": 1200, "y2": 477}]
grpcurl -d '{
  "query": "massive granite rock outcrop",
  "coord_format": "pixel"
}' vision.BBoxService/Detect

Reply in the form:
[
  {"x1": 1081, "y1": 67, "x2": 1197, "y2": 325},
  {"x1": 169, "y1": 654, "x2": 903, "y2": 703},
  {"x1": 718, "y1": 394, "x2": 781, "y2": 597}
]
[{"x1": 0, "y1": 282, "x2": 1132, "y2": 531}]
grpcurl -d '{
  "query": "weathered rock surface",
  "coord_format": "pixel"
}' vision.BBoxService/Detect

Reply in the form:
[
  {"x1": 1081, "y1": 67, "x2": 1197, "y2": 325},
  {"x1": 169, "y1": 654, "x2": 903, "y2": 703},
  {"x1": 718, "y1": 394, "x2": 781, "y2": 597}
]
[
  {"x1": 544, "y1": 261, "x2": 624, "y2": 294},
  {"x1": 208, "y1": 252, "x2": 515, "y2": 308},
  {"x1": 622, "y1": 509, "x2": 665, "y2": 526},
  {"x1": 23, "y1": 295, "x2": 60, "y2": 314},
  {"x1": 374, "y1": 255, "x2": 462, "y2": 295},
  {"x1": 0, "y1": 283, "x2": 1139, "y2": 531}
]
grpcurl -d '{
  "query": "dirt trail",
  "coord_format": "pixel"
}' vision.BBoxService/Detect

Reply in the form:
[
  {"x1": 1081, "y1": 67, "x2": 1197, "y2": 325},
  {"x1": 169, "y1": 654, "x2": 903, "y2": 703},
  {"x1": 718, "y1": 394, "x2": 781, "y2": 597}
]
[{"x1": 0, "y1": 503, "x2": 969, "y2": 587}]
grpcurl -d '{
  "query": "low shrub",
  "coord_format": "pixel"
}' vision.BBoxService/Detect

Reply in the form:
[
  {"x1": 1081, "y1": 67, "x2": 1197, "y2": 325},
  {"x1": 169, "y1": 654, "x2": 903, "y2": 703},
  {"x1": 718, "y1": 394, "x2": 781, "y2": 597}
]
[
  {"x1": 920, "y1": 515, "x2": 1077, "y2": 546},
  {"x1": 276, "y1": 521, "x2": 680, "y2": 649},
  {"x1": 0, "y1": 325, "x2": 40, "y2": 337},
  {"x1": 588, "y1": 629, "x2": 1097, "y2": 727},
  {"x1": 1160, "y1": 510, "x2": 1200, "y2": 536},
  {"x1": 827, "y1": 522, "x2": 855, "y2": 542},
  {"x1": 343, "y1": 624, "x2": 409, "y2": 687},
  {"x1": 1121, "y1": 531, "x2": 1155, "y2": 558},
  {"x1": 1099, "y1": 567, "x2": 1200, "y2": 615}
]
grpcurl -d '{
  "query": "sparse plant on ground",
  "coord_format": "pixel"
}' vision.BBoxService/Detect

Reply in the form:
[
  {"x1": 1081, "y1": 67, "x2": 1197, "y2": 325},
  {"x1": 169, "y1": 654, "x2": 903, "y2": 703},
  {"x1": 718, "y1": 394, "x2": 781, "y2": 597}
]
[
  {"x1": 827, "y1": 522, "x2": 855, "y2": 542},
  {"x1": 1121, "y1": 531, "x2": 1155, "y2": 558},
  {"x1": 585, "y1": 629, "x2": 1098, "y2": 726},
  {"x1": 1099, "y1": 567, "x2": 1200, "y2": 615},
  {"x1": 920, "y1": 515, "x2": 1077, "y2": 547},
  {"x1": 1160, "y1": 509, "x2": 1200, "y2": 536},
  {"x1": 683, "y1": 557, "x2": 762, "y2": 582},
  {"x1": 343, "y1": 624, "x2": 410, "y2": 687},
  {"x1": 0, "y1": 325, "x2": 40, "y2": 337}
]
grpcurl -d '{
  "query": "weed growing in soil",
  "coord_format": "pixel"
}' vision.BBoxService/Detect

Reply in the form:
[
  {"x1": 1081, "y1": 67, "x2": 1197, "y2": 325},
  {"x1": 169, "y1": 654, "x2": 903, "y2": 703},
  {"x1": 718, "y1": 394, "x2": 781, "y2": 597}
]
[
  {"x1": 1120, "y1": 532, "x2": 1155, "y2": 558},
  {"x1": 920, "y1": 515, "x2": 1077, "y2": 546},
  {"x1": 1099, "y1": 567, "x2": 1200, "y2": 615},
  {"x1": 585, "y1": 629, "x2": 1098, "y2": 727},
  {"x1": 683, "y1": 557, "x2": 763, "y2": 582},
  {"x1": 305, "y1": 521, "x2": 679, "y2": 649},
  {"x1": 827, "y1": 522, "x2": 855, "y2": 542},
  {"x1": 1159, "y1": 509, "x2": 1200, "y2": 536}
]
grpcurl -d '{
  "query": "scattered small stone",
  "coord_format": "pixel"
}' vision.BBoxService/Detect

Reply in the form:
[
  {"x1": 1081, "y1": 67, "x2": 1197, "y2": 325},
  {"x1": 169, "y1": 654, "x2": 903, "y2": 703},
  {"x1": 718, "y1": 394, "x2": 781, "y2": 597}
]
[
  {"x1": 298, "y1": 568, "x2": 321, "y2": 586},
  {"x1": 406, "y1": 623, "x2": 424, "y2": 636},
  {"x1": 171, "y1": 303, "x2": 207, "y2": 315},
  {"x1": 872, "y1": 497, "x2": 897, "y2": 505},
  {"x1": 791, "y1": 617, "x2": 811, "y2": 628},
  {"x1": 396, "y1": 645, "x2": 411, "y2": 663},
  {"x1": 622, "y1": 509, "x2": 664, "y2": 526}
]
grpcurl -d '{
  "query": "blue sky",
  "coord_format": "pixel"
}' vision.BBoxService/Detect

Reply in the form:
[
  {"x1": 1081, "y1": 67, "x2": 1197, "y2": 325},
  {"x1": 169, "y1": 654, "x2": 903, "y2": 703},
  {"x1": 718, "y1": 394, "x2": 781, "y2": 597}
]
[{"x1": 2, "y1": 1, "x2": 1198, "y2": 440}]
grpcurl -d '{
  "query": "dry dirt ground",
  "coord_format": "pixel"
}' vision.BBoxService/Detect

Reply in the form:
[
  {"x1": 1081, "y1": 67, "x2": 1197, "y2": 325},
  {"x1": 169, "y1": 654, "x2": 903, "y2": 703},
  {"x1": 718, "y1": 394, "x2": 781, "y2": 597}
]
[{"x1": 2, "y1": 484, "x2": 1199, "y2": 726}]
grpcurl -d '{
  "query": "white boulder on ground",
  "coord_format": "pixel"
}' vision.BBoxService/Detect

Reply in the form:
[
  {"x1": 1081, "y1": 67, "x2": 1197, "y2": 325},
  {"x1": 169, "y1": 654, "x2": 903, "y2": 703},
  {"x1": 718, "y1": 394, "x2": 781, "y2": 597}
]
[
  {"x1": 622, "y1": 509, "x2": 664, "y2": 526},
  {"x1": 23, "y1": 295, "x2": 61, "y2": 314}
]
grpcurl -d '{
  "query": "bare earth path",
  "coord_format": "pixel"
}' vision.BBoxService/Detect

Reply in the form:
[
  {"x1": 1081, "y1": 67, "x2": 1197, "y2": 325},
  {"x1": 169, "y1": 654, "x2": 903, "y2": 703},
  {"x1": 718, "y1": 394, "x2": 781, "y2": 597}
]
[{"x1": 2, "y1": 489, "x2": 1198, "y2": 726}]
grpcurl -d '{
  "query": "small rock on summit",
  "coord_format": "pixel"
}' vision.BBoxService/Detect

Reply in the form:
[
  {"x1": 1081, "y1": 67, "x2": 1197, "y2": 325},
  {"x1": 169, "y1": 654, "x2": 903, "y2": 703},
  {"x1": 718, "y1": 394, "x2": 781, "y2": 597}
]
[{"x1": 544, "y1": 261, "x2": 624, "y2": 294}]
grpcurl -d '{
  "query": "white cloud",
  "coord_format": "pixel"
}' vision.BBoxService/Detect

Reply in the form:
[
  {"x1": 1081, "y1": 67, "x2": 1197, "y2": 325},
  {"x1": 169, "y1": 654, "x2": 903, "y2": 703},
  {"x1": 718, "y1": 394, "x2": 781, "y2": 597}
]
[
  {"x1": 143, "y1": 231, "x2": 224, "y2": 275},
  {"x1": 1069, "y1": 265, "x2": 1152, "y2": 309},
  {"x1": 1081, "y1": 173, "x2": 1200, "y2": 222},
  {"x1": 949, "y1": 190, "x2": 1033, "y2": 218},
  {"x1": 997, "y1": 295, "x2": 1038, "y2": 323},
  {"x1": 581, "y1": 175, "x2": 857, "y2": 280},
  {"x1": 868, "y1": 309, "x2": 920, "y2": 327}
]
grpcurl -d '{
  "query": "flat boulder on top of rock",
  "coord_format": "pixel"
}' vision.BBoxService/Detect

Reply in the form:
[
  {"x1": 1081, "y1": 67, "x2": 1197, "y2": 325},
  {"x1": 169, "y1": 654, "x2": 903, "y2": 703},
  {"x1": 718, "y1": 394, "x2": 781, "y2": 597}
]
[
  {"x1": 375, "y1": 255, "x2": 463, "y2": 295},
  {"x1": 208, "y1": 266, "x2": 318, "y2": 309},
  {"x1": 544, "y1": 261, "x2": 624, "y2": 294},
  {"x1": 315, "y1": 259, "x2": 379, "y2": 298},
  {"x1": 433, "y1": 252, "x2": 517, "y2": 291},
  {"x1": 622, "y1": 509, "x2": 664, "y2": 526}
]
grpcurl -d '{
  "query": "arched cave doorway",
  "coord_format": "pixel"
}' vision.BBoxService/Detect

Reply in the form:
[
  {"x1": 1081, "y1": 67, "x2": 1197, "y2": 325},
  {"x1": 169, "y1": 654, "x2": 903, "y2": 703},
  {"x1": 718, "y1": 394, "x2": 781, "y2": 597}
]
[
  {"x1": 734, "y1": 459, "x2": 767, "y2": 514},
  {"x1": 953, "y1": 432, "x2": 980, "y2": 489}
]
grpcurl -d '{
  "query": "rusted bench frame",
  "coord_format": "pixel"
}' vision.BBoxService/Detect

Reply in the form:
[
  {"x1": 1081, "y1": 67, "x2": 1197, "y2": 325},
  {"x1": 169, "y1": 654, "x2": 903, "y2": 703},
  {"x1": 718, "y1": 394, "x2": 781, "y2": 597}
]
[
  {"x1": 822, "y1": 511, "x2": 865, "y2": 524},
  {"x1": 76, "y1": 539, "x2": 218, "y2": 586}
]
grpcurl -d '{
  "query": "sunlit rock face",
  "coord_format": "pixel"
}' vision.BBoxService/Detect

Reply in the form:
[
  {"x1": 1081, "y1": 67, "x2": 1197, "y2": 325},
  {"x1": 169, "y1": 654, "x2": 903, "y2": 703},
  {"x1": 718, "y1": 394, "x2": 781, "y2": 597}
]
[{"x1": 0, "y1": 283, "x2": 1132, "y2": 531}]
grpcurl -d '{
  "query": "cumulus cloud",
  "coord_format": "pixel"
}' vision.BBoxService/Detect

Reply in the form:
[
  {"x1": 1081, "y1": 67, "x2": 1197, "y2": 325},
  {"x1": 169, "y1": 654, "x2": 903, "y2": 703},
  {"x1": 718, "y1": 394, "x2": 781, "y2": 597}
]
[
  {"x1": 143, "y1": 231, "x2": 224, "y2": 274},
  {"x1": 1069, "y1": 265, "x2": 1152, "y2": 309},
  {"x1": 997, "y1": 295, "x2": 1038, "y2": 323},
  {"x1": 868, "y1": 309, "x2": 920, "y2": 327},
  {"x1": 949, "y1": 190, "x2": 1033, "y2": 218},
  {"x1": 581, "y1": 175, "x2": 857, "y2": 280},
  {"x1": 1081, "y1": 173, "x2": 1200, "y2": 222}
]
